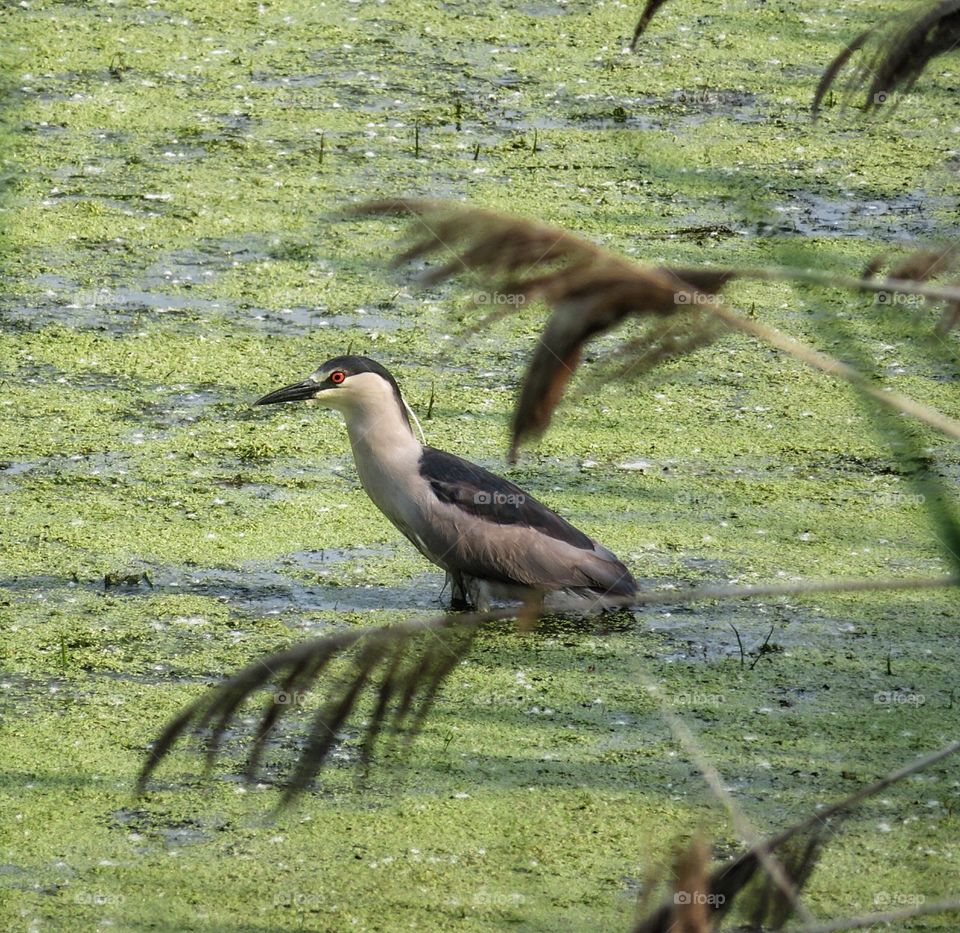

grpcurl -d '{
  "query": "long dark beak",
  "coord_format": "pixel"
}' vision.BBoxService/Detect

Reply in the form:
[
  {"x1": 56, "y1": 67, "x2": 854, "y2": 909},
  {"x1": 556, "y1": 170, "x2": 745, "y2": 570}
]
[{"x1": 254, "y1": 379, "x2": 318, "y2": 406}]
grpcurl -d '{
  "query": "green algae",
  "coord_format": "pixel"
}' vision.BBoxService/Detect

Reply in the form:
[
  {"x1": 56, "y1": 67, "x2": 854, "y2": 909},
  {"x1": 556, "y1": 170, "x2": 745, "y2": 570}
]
[{"x1": 2, "y1": 0, "x2": 960, "y2": 930}]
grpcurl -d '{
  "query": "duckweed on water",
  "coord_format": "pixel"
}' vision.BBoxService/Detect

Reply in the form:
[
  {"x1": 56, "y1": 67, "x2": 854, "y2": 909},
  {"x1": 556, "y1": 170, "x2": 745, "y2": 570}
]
[{"x1": 2, "y1": 0, "x2": 959, "y2": 929}]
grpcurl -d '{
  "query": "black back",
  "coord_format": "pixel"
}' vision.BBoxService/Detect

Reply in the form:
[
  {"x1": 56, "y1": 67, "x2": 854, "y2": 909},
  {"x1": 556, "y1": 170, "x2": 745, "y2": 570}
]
[{"x1": 420, "y1": 446, "x2": 594, "y2": 551}]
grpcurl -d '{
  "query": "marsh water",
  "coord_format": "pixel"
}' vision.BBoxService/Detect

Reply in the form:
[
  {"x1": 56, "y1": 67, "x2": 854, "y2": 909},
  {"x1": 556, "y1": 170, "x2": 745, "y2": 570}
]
[{"x1": 2, "y1": 0, "x2": 959, "y2": 930}]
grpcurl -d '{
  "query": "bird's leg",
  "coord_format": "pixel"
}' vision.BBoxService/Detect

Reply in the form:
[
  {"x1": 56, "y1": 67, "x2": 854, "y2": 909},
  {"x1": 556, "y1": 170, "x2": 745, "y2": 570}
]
[
  {"x1": 447, "y1": 571, "x2": 472, "y2": 611},
  {"x1": 517, "y1": 589, "x2": 544, "y2": 630},
  {"x1": 468, "y1": 578, "x2": 491, "y2": 612}
]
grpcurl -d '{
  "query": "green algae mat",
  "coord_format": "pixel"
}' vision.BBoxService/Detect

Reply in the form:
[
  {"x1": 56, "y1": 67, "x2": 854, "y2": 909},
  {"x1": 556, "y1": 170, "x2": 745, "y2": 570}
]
[{"x1": 2, "y1": 1, "x2": 959, "y2": 930}]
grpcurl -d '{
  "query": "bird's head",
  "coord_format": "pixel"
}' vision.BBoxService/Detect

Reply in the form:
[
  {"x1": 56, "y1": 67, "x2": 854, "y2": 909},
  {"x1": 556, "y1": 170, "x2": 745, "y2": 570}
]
[{"x1": 255, "y1": 355, "x2": 411, "y2": 426}]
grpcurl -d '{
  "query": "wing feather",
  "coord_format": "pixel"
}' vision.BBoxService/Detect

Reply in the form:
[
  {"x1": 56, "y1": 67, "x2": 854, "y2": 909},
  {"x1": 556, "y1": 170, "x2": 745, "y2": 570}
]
[
  {"x1": 418, "y1": 447, "x2": 636, "y2": 597},
  {"x1": 420, "y1": 447, "x2": 593, "y2": 550}
]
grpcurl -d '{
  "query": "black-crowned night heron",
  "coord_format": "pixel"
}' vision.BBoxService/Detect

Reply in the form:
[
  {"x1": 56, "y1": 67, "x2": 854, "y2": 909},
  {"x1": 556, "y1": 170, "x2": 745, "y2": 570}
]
[{"x1": 255, "y1": 355, "x2": 637, "y2": 610}]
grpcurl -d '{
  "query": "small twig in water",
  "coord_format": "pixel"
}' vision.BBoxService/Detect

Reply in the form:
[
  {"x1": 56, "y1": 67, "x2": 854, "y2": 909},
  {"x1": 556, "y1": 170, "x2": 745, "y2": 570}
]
[
  {"x1": 749, "y1": 625, "x2": 776, "y2": 670},
  {"x1": 729, "y1": 622, "x2": 745, "y2": 669}
]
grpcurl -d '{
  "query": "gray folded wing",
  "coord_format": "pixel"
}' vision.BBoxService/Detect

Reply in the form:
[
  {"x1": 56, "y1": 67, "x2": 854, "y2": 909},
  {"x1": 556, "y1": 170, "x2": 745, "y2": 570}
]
[{"x1": 418, "y1": 447, "x2": 636, "y2": 598}]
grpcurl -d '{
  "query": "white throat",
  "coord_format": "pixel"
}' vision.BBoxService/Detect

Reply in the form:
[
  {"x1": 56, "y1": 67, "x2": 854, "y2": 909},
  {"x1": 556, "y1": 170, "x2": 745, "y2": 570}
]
[
  {"x1": 321, "y1": 372, "x2": 425, "y2": 530},
  {"x1": 344, "y1": 400, "x2": 421, "y2": 463},
  {"x1": 322, "y1": 371, "x2": 422, "y2": 465}
]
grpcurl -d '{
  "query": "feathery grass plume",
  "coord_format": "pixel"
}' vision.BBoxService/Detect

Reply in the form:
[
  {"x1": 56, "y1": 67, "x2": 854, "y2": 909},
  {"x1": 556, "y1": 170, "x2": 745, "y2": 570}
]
[
  {"x1": 506, "y1": 266, "x2": 732, "y2": 461},
  {"x1": 349, "y1": 199, "x2": 960, "y2": 455},
  {"x1": 137, "y1": 609, "x2": 505, "y2": 807},
  {"x1": 939, "y1": 299, "x2": 960, "y2": 333},
  {"x1": 139, "y1": 575, "x2": 957, "y2": 811},
  {"x1": 521, "y1": 266, "x2": 737, "y2": 438},
  {"x1": 574, "y1": 308, "x2": 726, "y2": 399},
  {"x1": 813, "y1": 0, "x2": 960, "y2": 115},
  {"x1": 632, "y1": 828, "x2": 820, "y2": 933},
  {"x1": 862, "y1": 245, "x2": 960, "y2": 333},
  {"x1": 350, "y1": 200, "x2": 735, "y2": 459},
  {"x1": 630, "y1": 0, "x2": 673, "y2": 47},
  {"x1": 883, "y1": 246, "x2": 958, "y2": 282},
  {"x1": 630, "y1": 0, "x2": 960, "y2": 118},
  {"x1": 632, "y1": 740, "x2": 960, "y2": 933},
  {"x1": 740, "y1": 834, "x2": 823, "y2": 930}
]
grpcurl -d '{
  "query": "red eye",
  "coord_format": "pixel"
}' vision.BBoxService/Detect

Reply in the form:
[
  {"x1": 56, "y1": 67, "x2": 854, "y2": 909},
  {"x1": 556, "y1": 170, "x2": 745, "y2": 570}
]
[{"x1": 330, "y1": 370, "x2": 346, "y2": 385}]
